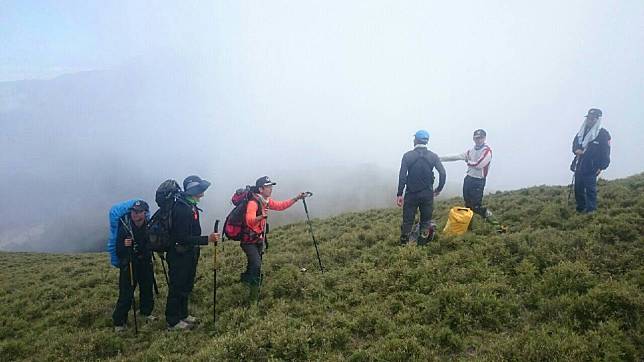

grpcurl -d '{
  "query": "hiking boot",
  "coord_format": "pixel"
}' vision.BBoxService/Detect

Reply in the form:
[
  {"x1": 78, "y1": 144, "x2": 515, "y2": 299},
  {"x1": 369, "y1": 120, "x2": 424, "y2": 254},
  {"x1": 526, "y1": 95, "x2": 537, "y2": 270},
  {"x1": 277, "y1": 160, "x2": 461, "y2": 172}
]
[
  {"x1": 417, "y1": 230, "x2": 429, "y2": 246},
  {"x1": 143, "y1": 314, "x2": 157, "y2": 323},
  {"x1": 167, "y1": 320, "x2": 193, "y2": 331},
  {"x1": 428, "y1": 222, "x2": 437, "y2": 241},
  {"x1": 399, "y1": 235, "x2": 409, "y2": 246},
  {"x1": 182, "y1": 315, "x2": 198, "y2": 325},
  {"x1": 114, "y1": 325, "x2": 127, "y2": 333},
  {"x1": 409, "y1": 224, "x2": 420, "y2": 243}
]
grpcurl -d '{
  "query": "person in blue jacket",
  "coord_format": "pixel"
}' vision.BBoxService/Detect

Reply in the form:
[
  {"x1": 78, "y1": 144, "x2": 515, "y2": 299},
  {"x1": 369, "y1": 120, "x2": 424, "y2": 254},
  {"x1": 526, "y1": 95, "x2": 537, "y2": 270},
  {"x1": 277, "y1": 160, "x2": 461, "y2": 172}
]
[{"x1": 571, "y1": 108, "x2": 611, "y2": 213}]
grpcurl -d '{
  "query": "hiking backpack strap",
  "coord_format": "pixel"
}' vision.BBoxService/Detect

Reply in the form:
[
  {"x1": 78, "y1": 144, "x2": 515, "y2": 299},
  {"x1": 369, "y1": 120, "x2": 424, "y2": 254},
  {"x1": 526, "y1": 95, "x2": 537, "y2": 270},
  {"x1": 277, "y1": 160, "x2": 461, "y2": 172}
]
[
  {"x1": 241, "y1": 198, "x2": 264, "y2": 242},
  {"x1": 408, "y1": 149, "x2": 433, "y2": 170},
  {"x1": 120, "y1": 216, "x2": 134, "y2": 239}
]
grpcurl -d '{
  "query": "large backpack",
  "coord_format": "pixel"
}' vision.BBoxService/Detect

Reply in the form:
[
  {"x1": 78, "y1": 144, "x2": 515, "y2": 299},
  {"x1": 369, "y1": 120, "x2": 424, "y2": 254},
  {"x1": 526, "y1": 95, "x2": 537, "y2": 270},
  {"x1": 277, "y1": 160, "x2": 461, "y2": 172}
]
[
  {"x1": 223, "y1": 187, "x2": 262, "y2": 241},
  {"x1": 108, "y1": 199, "x2": 140, "y2": 267},
  {"x1": 148, "y1": 180, "x2": 182, "y2": 252}
]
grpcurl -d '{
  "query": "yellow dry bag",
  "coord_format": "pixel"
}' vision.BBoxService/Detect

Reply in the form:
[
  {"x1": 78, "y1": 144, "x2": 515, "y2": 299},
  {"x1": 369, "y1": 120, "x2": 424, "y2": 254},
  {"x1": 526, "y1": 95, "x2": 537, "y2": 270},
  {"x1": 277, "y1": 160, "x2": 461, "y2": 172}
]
[{"x1": 443, "y1": 207, "x2": 474, "y2": 236}]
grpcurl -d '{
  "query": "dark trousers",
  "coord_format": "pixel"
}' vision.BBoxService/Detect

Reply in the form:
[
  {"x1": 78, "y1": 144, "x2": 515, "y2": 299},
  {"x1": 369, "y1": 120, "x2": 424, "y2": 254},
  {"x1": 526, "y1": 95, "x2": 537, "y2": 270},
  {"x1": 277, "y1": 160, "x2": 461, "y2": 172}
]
[
  {"x1": 463, "y1": 175, "x2": 487, "y2": 217},
  {"x1": 401, "y1": 188, "x2": 434, "y2": 240},
  {"x1": 574, "y1": 173, "x2": 598, "y2": 212},
  {"x1": 187, "y1": 247, "x2": 200, "y2": 295},
  {"x1": 112, "y1": 256, "x2": 154, "y2": 326},
  {"x1": 165, "y1": 247, "x2": 199, "y2": 326},
  {"x1": 240, "y1": 242, "x2": 264, "y2": 285}
]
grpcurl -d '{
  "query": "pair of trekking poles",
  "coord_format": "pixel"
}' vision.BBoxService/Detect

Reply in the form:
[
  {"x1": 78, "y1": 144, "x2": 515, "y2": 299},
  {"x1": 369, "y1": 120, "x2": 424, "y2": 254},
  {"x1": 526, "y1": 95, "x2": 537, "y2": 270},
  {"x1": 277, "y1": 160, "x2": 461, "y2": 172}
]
[
  {"x1": 120, "y1": 219, "x2": 171, "y2": 335},
  {"x1": 120, "y1": 219, "x2": 142, "y2": 335},
  {"x1": 212, "y1": 191, "x2": 324, "y2": 330}
]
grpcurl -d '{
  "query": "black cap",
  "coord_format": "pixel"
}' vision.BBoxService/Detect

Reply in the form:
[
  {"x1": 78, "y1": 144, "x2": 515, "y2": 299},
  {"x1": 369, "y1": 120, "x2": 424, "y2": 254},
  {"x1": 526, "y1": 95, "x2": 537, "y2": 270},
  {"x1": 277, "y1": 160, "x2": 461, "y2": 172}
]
[
  {"x1": 586, "y1": 108, "x2": 602, "y2": 118},
  {"x1": 255, "y1": 176, "x2": 277, "y2": 188},
  {"x1": 473, "y1": 129, "x2": 487, "y2": 138},
  {"x1": 130, "y1": 200, "x2": 149, "y2": 212},
  {"x1": 183, "y1": 175, "x2": 211, "y2": 196}
]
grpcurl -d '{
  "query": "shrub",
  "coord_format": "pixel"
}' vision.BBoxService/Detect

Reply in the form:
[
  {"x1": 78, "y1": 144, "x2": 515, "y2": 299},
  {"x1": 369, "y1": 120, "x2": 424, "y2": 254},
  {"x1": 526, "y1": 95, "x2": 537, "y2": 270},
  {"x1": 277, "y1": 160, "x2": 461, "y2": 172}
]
[{"x1": 1, "y1": 173, "x2": 643, "y2": 361}]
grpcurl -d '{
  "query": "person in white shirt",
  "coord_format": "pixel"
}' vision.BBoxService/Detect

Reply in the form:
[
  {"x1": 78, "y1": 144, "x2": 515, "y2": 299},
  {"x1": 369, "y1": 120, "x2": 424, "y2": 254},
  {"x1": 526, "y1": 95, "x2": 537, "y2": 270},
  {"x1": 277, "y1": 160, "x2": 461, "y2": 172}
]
[{"x1": 441, "y1": 129, "x2": 502, "y2": 230}]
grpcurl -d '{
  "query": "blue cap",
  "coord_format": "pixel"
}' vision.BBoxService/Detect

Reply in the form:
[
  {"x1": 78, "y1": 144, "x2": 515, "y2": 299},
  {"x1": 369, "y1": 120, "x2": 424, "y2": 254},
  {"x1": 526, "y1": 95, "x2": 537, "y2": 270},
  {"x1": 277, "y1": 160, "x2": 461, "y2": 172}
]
[{"x1": 414, "y1": 130, "x2": 430, "y2": 142}]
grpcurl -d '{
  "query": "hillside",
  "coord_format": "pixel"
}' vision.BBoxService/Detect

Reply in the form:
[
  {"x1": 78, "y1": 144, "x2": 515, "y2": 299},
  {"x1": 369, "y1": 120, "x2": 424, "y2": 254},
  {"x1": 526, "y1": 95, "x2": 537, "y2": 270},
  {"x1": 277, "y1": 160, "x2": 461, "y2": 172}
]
[{"x1": 1, "y1": 174, "x2": 642, "y2": 361}]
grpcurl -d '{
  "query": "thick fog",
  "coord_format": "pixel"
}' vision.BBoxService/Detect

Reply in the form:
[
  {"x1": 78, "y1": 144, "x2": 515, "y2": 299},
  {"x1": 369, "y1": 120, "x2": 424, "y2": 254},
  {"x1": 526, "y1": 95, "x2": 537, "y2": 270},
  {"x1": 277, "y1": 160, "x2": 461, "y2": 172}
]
[{"x1": 1, "y1": 1, "x2": 643, "y2": 252}]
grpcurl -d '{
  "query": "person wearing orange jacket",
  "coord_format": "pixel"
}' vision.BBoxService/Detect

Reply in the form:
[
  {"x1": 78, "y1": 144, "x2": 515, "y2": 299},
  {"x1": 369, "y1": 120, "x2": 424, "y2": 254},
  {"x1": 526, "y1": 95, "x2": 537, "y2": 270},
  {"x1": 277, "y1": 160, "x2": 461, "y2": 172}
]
[{"x1": 242, "y1": 176, "x2": 306, "y2": 301}]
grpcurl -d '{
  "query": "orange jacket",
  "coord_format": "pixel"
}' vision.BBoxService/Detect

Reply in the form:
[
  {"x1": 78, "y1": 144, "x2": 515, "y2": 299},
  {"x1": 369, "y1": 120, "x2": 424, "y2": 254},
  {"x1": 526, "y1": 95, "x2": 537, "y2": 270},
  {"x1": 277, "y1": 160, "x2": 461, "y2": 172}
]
[{"x1": 245, "y1": 195, "x2": 296, "y2": 238}]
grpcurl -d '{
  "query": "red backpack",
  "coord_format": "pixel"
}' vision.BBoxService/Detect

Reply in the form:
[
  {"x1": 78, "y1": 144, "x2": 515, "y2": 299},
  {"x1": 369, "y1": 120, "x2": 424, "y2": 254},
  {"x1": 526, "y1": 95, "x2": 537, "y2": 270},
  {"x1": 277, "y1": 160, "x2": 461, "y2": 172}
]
[{"x1": 223, "y1": 187, "x2": 262, "y2": 242}]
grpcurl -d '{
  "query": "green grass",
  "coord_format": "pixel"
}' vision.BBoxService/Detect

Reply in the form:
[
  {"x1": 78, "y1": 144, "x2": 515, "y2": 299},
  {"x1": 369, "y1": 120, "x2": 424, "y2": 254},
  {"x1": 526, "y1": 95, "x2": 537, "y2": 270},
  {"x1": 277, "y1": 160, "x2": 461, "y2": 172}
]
[{"x1": 1, "y1": 174, "x2": 643, "y2": 361}]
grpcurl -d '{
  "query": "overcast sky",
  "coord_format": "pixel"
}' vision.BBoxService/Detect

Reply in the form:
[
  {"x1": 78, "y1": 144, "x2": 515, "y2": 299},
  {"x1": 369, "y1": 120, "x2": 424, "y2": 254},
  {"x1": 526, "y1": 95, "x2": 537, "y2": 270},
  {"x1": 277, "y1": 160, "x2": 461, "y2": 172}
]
[
  {"x1": 5, "y1": 0, "x2": 642, "y2": 185},
  {"x1": 1, "y1": 1, "x2": 643, "y2": 250}
]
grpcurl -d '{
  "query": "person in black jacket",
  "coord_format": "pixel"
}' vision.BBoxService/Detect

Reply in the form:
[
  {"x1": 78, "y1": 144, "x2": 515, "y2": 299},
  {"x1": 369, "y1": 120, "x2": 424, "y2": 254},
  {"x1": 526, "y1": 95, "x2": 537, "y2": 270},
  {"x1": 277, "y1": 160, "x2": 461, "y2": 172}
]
[
  {"x1": 571, "y1": 108, "x2": 611, "y2": 213},
  {"x1": 165, "y1": 175, "x2": 220, "y2": 331},
  {"x1": 397, "y1": 130, "x2": 446, "y2": 245},
  {"x1": 112, "y1": 200, "x2": 155, "y2": 332}
]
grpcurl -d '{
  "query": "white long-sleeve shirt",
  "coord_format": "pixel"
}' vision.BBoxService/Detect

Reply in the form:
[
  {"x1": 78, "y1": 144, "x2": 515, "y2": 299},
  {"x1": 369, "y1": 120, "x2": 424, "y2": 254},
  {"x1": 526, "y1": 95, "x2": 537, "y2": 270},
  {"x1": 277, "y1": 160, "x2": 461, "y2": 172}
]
[{"x1": 440, "y1": 144, "x2": 492, "y2": 179}]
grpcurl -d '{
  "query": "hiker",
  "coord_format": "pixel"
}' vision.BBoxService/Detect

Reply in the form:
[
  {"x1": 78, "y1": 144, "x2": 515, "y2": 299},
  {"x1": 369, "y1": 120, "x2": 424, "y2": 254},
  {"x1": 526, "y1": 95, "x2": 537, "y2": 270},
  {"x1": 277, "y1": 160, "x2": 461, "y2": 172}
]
[
  {"x1": 440, "y1": 129, "x2": 501, "y2": 229},
  {"x1": 112, "y1": 200, "x2": 155, "y2": 332},
  {"x1": 165, "y1": 175, "x2": 220, "y2": 331},
  {"x1": 571, "y1": 108, "x2": 611, "y2": 213},
  {"x1": 396, "y1": 130, "x2": 446, "y2": 246},
  {"x1": 241, "y1": 176, "x2": 307, "y2": 301}
]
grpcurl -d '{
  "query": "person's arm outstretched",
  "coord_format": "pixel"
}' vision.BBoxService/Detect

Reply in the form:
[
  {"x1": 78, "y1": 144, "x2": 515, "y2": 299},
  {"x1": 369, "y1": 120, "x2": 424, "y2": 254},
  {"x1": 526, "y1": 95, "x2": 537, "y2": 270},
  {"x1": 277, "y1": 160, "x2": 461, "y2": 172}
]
[{"x1": 440, "y1": 151, "x2": 467, "y2": 162}]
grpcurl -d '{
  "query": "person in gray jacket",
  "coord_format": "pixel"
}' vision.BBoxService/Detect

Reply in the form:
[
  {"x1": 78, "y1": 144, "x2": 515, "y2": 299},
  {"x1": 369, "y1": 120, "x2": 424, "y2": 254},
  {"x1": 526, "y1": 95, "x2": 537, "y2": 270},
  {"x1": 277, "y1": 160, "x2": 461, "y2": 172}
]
[{"x1": 397, "y1": 130, "x2": 446, "y2": 245}]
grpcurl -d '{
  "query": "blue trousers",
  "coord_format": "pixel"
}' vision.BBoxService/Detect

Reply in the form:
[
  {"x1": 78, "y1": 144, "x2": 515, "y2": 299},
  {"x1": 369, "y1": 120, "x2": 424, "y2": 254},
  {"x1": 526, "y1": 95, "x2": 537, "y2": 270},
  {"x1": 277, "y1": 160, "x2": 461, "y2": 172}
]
[{"x1": 574, "y1": 173, "x2": 597, "y2": 213}]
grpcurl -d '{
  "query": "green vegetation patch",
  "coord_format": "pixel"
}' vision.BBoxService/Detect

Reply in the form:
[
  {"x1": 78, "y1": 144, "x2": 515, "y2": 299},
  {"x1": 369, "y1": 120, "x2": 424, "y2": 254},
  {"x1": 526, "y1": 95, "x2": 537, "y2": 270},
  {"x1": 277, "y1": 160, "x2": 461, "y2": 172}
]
[{"x1": 1, "y1": 174, "x2": 642, "y2": 361}]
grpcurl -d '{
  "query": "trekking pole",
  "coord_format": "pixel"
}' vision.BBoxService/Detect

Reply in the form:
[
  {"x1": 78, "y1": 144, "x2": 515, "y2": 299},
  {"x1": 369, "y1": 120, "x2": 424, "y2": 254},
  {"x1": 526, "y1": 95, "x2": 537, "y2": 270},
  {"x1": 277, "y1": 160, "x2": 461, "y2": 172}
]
[
  {"x1": 302, "y1": 192, "x2": 324, "y2": 273},
  {"x1": 567, "y1": 173, "x2": 575, "y2": 205},
  {"x1": 150, "y1": 253, "x2": 159, "y2": 296},
  {"x1": 158, "y1": 253, "x2": 169, "y2": 286},
  {"x1": 568, "y1": 156, "x2": 578, "y2": 205},
  {"x1": 213, "y1": 219, "x2": 219, "y2": 330},
  {"x1": 128, "y1": 246, "x2": 138, "y2": 335},
  {"x1": 120, "y1": 218, "x2": 138, "y2": 334},
  {"x1": 256, "y1": 221, "x2": 270, "y2": 306},
  {"x1": 152, "y1": 271, "x2": 159, "y2": 296}
]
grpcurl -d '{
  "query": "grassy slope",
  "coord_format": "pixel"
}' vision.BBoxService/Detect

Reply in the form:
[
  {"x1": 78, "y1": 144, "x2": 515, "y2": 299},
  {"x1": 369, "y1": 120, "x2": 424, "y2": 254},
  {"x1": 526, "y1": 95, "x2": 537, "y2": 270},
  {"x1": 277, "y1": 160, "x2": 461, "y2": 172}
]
[{"x1": 1, "y1": 174, "x2": 643, "y2": 361}]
